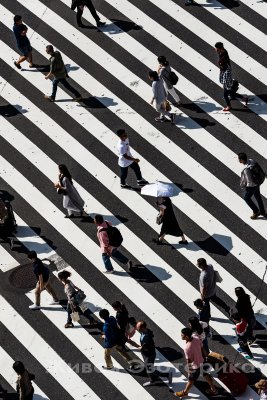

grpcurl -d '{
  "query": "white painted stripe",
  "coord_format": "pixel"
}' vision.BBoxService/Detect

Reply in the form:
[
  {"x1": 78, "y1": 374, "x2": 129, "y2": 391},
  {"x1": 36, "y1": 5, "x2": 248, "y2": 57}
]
[
  {"x1": 0, "y1": 295, "x2": 101, "y2": 399},
  {"x1": 1, "y1": 75, "x2": 267, "y2": 283},
  {"x1": 0, "y1": 245, "x2": 19, "y2": 272},
  {"x1": 1, "y1": 157, "x2": 267, "y2": 375},
  {"x1": 0, "y1": 346, "x2": 49, "y2": 399},
  {"x1": 1, "y1": 115, "x2": 267, "y2": 329},
  {"x1": 239, "y1": 0, "x2": 267, "y2": 20}
]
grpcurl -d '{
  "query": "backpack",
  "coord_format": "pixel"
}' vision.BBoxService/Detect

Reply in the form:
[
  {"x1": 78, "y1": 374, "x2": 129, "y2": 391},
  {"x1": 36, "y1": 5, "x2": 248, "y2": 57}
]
[
  {"x1": 168, "y1": 70, "x2": 179, "y2": 85},
  {"x1": 100, "y1": 222, "x2": 123, "y2": 247},
  {"x1": 250, "y1": 162, "x2": 266, "y2": 186}
]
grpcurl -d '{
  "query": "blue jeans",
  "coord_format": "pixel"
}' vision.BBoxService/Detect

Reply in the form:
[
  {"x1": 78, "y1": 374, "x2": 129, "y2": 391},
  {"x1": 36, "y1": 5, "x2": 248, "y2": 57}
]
[
  {"x1": 102, "y1": 249, "x2": 129, "y2": 271},
  {"x1": 244, "y1": 186, "x2": 265, "y2": 214},
  {"x1": 51, "y1": 78, "x2": 81, "y2": 100}
]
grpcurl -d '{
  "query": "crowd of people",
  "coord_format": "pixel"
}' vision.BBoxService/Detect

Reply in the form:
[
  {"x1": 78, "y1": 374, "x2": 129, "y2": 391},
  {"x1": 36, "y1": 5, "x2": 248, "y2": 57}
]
[{"x1": 2, "y1": 0, "x2": 266, "y2": 399}]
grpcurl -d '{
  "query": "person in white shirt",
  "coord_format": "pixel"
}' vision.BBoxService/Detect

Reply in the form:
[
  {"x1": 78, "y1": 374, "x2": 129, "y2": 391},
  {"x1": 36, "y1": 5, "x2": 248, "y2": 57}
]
[{"x1": 116, "y1": 129, "x2": 148, "y2": 189}]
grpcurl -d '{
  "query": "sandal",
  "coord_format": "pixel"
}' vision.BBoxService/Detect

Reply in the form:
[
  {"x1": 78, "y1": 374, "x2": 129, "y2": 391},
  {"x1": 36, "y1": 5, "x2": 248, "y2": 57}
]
[{"x1": 174, "y1": 391, "x2": 188, "y2": 398}]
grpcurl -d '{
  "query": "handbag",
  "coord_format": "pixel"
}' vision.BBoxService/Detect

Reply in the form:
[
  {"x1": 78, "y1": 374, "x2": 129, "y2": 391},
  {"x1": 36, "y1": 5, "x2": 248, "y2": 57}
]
[
  {"x1": 71, "y1": 311, "x2": 80, "y2": 322},
  {"x1": 164, "y1": 100, "x2": 171, "y2": 112},
  {"x1": 214, "y1": 270, "x2": 223, "y2": 283},
  {"x1": 57, "y1": 188, "x2": 66, "y2": 195},
  {"x1": 156, "y1": 214, "x2": 163, "y2": 225},
  {"x1": 72, "y1": 289, "x2": 86, "y2": 305}
]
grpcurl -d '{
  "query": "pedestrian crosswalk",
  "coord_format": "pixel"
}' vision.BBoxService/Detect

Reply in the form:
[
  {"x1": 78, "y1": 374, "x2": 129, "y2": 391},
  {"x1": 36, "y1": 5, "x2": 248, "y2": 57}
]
[{"x1": 0, "y1": 0, "x2": 266, "y2": 398}]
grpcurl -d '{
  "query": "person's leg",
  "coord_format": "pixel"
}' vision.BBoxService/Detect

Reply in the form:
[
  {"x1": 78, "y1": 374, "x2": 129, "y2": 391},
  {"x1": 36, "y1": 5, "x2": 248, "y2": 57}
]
[
  {"x1": 27, "y1": 49, "x2": 33, "y2": 66},
  {"x1": 244, "y1": 187, "x2": 259, "y2": 213},
  {"x1": 16, "y1": 55, "x2": 27, "y2": 65},
  {"x1": 66, "y1": 302, "x2": 73, "y2": 324},
  {"x1": 83, "y1": 308, "x2": 95, "y2": 323},
  {"x1": 44, "y1": 280, "x2": 59, "y2": 302},
  {"x1": 51, "y1": 78, "x2": 59, "y2": 100},
  {"x1": 203, "y1": 298, "x2": 211, "y2": 319},
  {"x1": 239, "y1": 339, "x2": 253, "y2": 358},
  {"x1": 204, "y1": 373, "x2": 217, "y2": 393},
  {"x1": 210, "y1": 293, "x2": 230, "y2": 314},
  {"x1": 111, "y1": 248, "x2": 128, "y2": 265},
  {"x1": 120, "y1": 166, "x2": 128, "y2": 186},
  {"x1": 143, "y1": 353, "x2": 158, "y2": 382},
  {"x1": 223, "y1": 88, "x2": 231, "y2": 107},
  {"x1": 60, "y1": 78, "x2": 81, "y2": 98},
  {"x1": 35, "y1": 282, "x2": 41, "y2": 306},
  {"x1": 253, "y1": 186, "x2": 265, "y2": 214},
  {"x1": 115, "y1": 345, "x2": 133, "y2": 364},
  {"x1": 129, "y1": 162, "x2": 142, "y2": 181},
  {"x1": 156, "y1": 102, "x2": 171, "y2": 119},
  {"x1": 104, "y1": 348, "x2": 114, "y2": 368},
  {"x1": 102, "y1": 253, "x2": 114, "y2": 272},
  {"x1": 76, "y1": 6, "x2": 83, "y2": 25},
  {"x1": 85, "y1": 0, "x2": 100, "y2": 22},
  {"x1": 168, "y1": 87, "x2": 181, "y2": 104}
]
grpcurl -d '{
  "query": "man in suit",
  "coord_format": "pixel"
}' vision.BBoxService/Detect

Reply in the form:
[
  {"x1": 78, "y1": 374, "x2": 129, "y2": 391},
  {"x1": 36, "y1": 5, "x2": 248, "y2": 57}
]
[{"x1": 71, "y1": 0, "x2": 106, "y2": 28}]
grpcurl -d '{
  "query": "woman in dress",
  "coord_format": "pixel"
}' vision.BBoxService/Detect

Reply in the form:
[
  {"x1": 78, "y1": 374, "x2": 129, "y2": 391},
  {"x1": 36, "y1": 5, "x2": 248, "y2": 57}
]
[
  {"x1": 54, "y1": 164, "x2": 85, "y2": 218},
  {"x1": 153, "y1": 197, "x2": 188, "y2": 245},
  {"x1": 148, "y1": 70, "x2": 175, "y2": 123}
]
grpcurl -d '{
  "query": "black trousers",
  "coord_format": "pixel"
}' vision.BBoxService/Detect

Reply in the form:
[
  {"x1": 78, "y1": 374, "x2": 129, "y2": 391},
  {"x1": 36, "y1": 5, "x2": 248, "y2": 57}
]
[
  {"x1": 204, "y1": 293, "x2": 230, "y2": 317},
  {"x1": 223, "y1": 88, "x2": 231, "y2": 106},
  {"x1": 120, "y1": 162, "x2": 142, "y2": 185},
  {"x1": 76, "y1": 1, "x2": 100, "y2": 24},
  {"x1": 142, "y1": 352, "x2": 170, "y2": 382}
]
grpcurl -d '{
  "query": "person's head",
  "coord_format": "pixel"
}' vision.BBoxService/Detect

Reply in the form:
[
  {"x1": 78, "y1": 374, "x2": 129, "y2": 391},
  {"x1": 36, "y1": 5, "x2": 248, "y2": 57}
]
[
  {"x1": 28, "y1": 250, "x2": 37, "y2": 261},
  {"x1": 194, "y1": 299, "x2": 204, "y2": 310},
  {"x1": 235, "y1": 287, "x2": 247, "y2": 299},
  {"x1": 112, "y1": 301, "x2": 123, "y2": 311},
  {"x1": 46, "y1": 44, "x2": 54, "y2": 55},
  {"x1": 197, "y1": 258, "x2": 207, "y2": 270},
  {"x1": 13, "y1": 361, "x2": 25, "y2": 375},
  {"x1": 14, "y1": 15, "x2": 22, "y2": 25},
  {"x1": 188, "y1": 316, "x2": 203, "y2": 334},
  {"x1": 238, "y1": 152, "x2": 247, "y2": 165},
  {"x1": 157, "y1": 55, "x2": 168, "y2": 66},
  {"x1": 99, "y1": 309, "x2": 110, "y2": 321},
  {"x1": 94, "y1": 214, "x2": 104, "y2": 225},
  {"x1": 58, "y1": 164, "x2": 72, "y2": 182},
  {"x1": 116, "y1": 129, "x2": 128, "y2": 141},
  {"x1": 181, "y1": 327, "x2": 192, "y2": 341},
  {"x1": 58, "y1": 270, "x2": 71, "y2": 284},
  {"x1": 136, "y1": 320, "x2": 147, "y2": 333},
  {"x1": 231, "y1": 312, "x2": 241, "y2": 323},
  {"x1": 148, "y1": 70, "x2": 159, "y2": 81},
  {"x1": 215, "y1": 41, "x2": 224, "y2": 54}
]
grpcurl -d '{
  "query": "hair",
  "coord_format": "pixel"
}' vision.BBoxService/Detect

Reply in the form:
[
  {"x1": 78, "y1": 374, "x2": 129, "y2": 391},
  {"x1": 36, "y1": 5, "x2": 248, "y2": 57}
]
[
  {"x1": 137, "y1": 320, "x2": 147, "y2": 329},
  {"x1": 148, "y1": 70, "x2": 159, "y2": 81},
  {"x1": 116, "y1": 129, "x2": 126, "y2": 137},
  {"x1": 231, "y1": 312, "x2": 241, "y2": 322},
  {"x1": 197, "y1": 258, "x2": 207, "y2": 268},
  {"x1": 28, "y1": 250, "x2": 37, "y2": 260},
  {"x1": 94, "y1": 214, "x2": 104, "y2": 224},
  {"x1": 188, "y1": 316, "x2": 203, "y2": 335},
  {"x1": 238, "y1": 152, "x2": 247, "y2": 163},
  {"x1": 58, "y1": 164, "x2": 72, "y2": 184},
  {"x1": 157, "y1": 55, "x2": 168, "y2": 66},
  {"x1": 46, "y1": 44, "x2": 54, "y2": 53},
  {"x1": 194, "y1": 299, "x2": 204, "y2": 308},
  {"x1": 13, "y1": 361, "x2": 25, "y2": 375},
  {"x1": 58, "y1": 270, "x2": 71, "y2": 282},
  {"x1": 99, "y1": 309, "x2": 110, "y2": 320},
  {"x1": 112, "y1": 301, "x2": 122, "y2": 310},
  {"x1": 14, "y1": 15, "x2": 22, "y2": 23},
  {"x1": 181, "y1": 327, "x2": 192, "y2": 337},
  {"x1": 215, "y1": 42, "x2": 224, "y2": 49}
]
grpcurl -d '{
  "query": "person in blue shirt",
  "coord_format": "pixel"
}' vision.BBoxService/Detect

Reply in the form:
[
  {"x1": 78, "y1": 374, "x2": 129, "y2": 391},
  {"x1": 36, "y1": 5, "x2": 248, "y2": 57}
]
[{"x1": 13, "y1": 15, "x2": 33, "y2": 69}]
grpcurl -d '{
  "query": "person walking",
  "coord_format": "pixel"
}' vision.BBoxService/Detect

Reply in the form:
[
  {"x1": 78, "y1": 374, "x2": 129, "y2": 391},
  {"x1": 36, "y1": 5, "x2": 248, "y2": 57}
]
[
  {"x1": 112, "y1": 301, "x2": 139, "y2": 348},
  {"x1": 94, "y1": 214, "x2": 132, "y2": 273},
  {"x1": 99, "y1": 309, "x2": 136, "y2": 370},
  {"x1": 193, "y1": 299, "x2": 210, "y2": 326},
  {"x1": 188, "y1": 316, "x2": 209, "y2": 354},
  {"x1": 71, "y1": 0, "x2": 106, "y2": 28},
  {"x1": 28, "y1": 251, "x2": 59, "y2": 310},
  {"x1": 44, "y1": 45, "x2": 82, "y2": 102},
  {"x1": 54, "y1": 164, "x2": 85, "y2": 218},
  {"x1": 136, "y1": 321, "x2": 173, "y2": 387},
  {"x1": 235, "y1": 287, "x2": 256, "y2": 344},
  {"x1": 197, "y1": 258, "x2": 230, "y2": 317},
  {"x1": 231, "y1": 312, "x2": 253, "y2": 359},
  {"x1": 174, "y1": 328, "x2": 217, "y2": 398},
  {"x1": 153, "y1": 197, "x2": 188, "y2": 245},
  {"x1": 13, "y1": 15, "x2": 33, "y2": 69},
  {"x1": 13, "y1": 361, "x2": 34, "y2": 400},
  {"x1": 116, "y1": 129, "x2": 148, "y2": 189},
  {"x1": 148, "y1": 71, "x2": 175, "y2": 123},
  {"x1": 58, "y1": 270, "x2": 98, "y2": 328},
  {"x1": 157, "y1": 56, "x2": 181, "y2": 106},
  {"x1": 238, "y1": 152, "x2": 266, "y2": 219}
]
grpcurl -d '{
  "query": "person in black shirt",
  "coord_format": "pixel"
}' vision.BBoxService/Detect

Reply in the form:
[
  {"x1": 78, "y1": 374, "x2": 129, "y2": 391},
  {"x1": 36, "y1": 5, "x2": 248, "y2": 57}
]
[
  {"x1": 235, "y1": 287, "x2": 256, "y2": 343},
  {"x1": 28, "y1": 251, "x2": 59, "y2": 310},
  {"x1": 70, "y1": 0, "x2": 106, "y2": 28},
  {"x1": 112, "y1": 301, "x2": 139, "y2": 348},
  {"x1": 13, "y1": 15, "x2": 33, "y2": 69}
]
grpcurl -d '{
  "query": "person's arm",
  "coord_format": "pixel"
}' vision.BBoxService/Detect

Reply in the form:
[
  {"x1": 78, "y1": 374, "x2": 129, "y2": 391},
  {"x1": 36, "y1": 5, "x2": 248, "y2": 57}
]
[
  {"x1": 45, "y1": 56, "x2": 55, "y2": 80},
  {"x1": 150, "y1": 82, "x2": 156, "y2": 104},
  {"x1": 122, "y1": 153, "x2": 140, "y2": 162},
  {"x1": 99, "y1": 229, "x2": 110, "y2": 254}
]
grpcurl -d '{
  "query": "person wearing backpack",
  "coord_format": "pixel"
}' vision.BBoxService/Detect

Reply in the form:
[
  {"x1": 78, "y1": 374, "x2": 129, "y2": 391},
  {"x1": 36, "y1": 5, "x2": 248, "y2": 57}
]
[
  {"x1": 157, "y1": 56, "x2": 181, "y2": 107},
  {"x1": 13, "y1": 361, "x2": 34, "y2": 400},
  {"x1": 94, "y1": 214, "x2": 133, "y2": 274},
  {"x1": 238, "y1": 152, "x2": 266, "y2": 219}
]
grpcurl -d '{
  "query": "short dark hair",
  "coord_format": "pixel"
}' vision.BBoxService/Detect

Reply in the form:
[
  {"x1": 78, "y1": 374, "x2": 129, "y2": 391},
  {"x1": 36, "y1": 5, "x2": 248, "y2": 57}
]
[
  {"x1": 58, "y1": 270, "x2": 71, "y2": 281},
  {"x1": 197, "y1": 258, "x2": 207, "y2": 268},
  {"x1": 194, "y1": 299, "x2": 203, "y2": 308},
  {"x1": 148, "y1": 70, "x2": 159, "y2": 81},
  {"x1": 231, "y1": 312, "x2": 241, "y2": 322},
  {"x1": 157, "y1": 55, "x2": 168, "y2": 65},
  {"x1": 181, "y1": 327, "x2": 192, "y2": 337},
  {"x1": 28, "y1": 251, "x2": 37, "y2": 260},
  {"x1": 238, "y1": 152, "x2": 247, "y2": 163},
  {"x1": 14, "y1": 15, "x2": 22, "y2": 23},
  {"x1": 94, "y1": 214, "x2": 104, "y2": 224},
  {"x1": 116, "y1": 129, "x2": 126, "y2": 137},
  {"x1": 112, "y1": 301, "x2": 122, "y2": 310},
  {"x1": 215, "y1": 42, "x2": 223, "y2": 49},
  {"x1": 13, "y1": 361, "x2": 25, "y2": 375},
  {"x1": 137, "y1": 320, "x2": 147, "y2": 329},
  {"x1": 99, "y1": 309, "x2": 109, "y2": 320},
  {"x1": 46, "y1": 44, "x2": 54, "y2": 52}
]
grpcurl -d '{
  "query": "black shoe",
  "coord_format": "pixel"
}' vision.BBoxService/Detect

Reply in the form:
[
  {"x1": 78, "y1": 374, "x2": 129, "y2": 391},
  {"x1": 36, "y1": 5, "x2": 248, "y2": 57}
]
[
  {"x1": 64, "y1": 214, "x2": 74, "y2": 218},
  {"x1": 171, "y1": 113, "x2": 176, "y2": 124},
  {"x1": 137, "y1": 179, "x2": 148, "y2": 186},
  {"x1": 78, "y1": 23, "x2": 86, "y2": 28},
  {"x1": 14, "y1": 61, "x2": 21, "y2": 69},
  {"x1": 121, "y1": 183, "x2": 132, "y2": 189},
  {"x1": 152, "y1": 238, "x2": 163, "y2": 245},
  {"x1": 179, "y1": 240, "x2": 188, "y2": 245},
  {"x1": 97, "y1": 21, "x2": 106, "y2": 27}
]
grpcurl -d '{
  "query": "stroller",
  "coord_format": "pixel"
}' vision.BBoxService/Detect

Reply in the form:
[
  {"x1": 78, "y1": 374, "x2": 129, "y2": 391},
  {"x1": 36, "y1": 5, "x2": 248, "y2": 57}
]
[{"x1": 0, "y1": 199, "x2": 17, "y2": 249}]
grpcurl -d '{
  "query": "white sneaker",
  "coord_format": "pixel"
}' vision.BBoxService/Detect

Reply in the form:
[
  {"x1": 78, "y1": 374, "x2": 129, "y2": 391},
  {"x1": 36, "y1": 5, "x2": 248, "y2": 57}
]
[
  {"x1": 49, "y1": 301, "x2": 60, "y2": 305},
  {"x1": 29, "y1": 304, "x2": 41, "y2": 310}
]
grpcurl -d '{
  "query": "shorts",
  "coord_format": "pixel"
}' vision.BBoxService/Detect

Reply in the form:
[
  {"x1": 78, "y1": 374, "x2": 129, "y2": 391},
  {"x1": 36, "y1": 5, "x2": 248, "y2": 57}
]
[
  {"x1": 188, "y1": 368, "x2": 200, "y2": 382},
  {"x1": 18, "y1": 44, "x2": 32, "y2": 57}
]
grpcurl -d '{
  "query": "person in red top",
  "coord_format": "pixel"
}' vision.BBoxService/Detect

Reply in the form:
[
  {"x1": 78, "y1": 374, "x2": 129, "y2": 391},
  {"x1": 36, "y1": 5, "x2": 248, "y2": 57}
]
[
  {"x1": 175, "y1": 328, "x2": 217, "y2": 398},
  {"x1": 94, "y1": 214, "x2": 132, "y2": 274},
  {"x1": 232, "y1": 312, "x2": 253, "y2": 359}
]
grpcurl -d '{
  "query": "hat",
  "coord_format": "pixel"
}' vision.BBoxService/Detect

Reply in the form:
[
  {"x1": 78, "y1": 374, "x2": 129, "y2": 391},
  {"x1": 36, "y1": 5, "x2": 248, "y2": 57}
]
[{"x1": 255, "y1": 379, "x2": 267, "y2": 390}]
